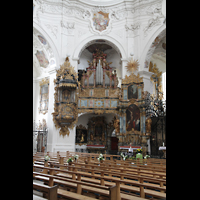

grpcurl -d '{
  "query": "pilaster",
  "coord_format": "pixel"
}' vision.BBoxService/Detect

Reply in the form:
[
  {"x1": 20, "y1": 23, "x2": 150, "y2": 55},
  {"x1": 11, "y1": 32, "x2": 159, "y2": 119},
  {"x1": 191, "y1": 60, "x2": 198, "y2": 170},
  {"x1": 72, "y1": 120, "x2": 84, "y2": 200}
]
[{"x1": 138, "y1": 71, "x2": 154, "y2": 93}]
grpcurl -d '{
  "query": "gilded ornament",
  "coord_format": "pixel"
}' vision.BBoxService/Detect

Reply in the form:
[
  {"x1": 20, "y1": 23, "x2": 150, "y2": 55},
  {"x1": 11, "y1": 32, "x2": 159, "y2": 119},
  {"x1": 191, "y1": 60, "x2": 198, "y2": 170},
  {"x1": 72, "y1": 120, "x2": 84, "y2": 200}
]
[
  {"x1": 122, "y1": 73, "x2": 143, "y2": 85},
  {"x1": 113, "y1": 116, "x2": 120, "y2": 135},
  {"x1": 39, "y1": 77, "x2": 49, "y2": 86},
  {"x1": 145, "y1": 117, "x2": 152, "y2": 134},
  {"x1": 52, "y1": 57, "x2": 79, "y2": 137},
  {"x1": 125, "y1": 58, "x2": 139, "y2": 74}
]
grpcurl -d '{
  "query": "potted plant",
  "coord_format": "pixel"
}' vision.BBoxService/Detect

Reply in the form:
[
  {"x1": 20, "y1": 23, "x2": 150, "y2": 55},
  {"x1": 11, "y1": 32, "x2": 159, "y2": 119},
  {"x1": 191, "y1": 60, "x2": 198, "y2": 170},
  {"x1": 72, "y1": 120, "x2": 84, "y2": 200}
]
[
  {"x1": 67, "y1": 157, "x2": 73, "y2": 165},
  {"x1": 144, "y1": 155, "x2": 150, "y2": 159},
  {"x1": 123, "y1": 155, "x2": 128, "y2": 161},
  {"x1": 120, "y1": 153, "x2": 128, "y2": 161},
  {"x1": 97, "y1": 153, "x2": 105, "y2": 163},
  {"x1": 44, "y1": 155, "x2": 50, "y2": 162},
  {"x1": 129, "y1": 156, "x2": 135, "y2": 160},
  {"x1": 120, "y1": 152, "x2": 124, "y2": 159},
  {"x1": 74, "y1": 155, "x2": 79, "y2": 162},
  {"x1": 136, "y1": 148, "x2": 142, "y2": 154}
]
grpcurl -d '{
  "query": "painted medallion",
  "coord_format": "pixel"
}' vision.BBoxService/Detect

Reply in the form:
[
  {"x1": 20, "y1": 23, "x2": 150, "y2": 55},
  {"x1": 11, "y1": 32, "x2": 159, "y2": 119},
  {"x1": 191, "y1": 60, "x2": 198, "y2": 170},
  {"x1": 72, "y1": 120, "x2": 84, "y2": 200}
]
[{"x1": 92, "y1": 11, "x2": 109, "y2": 32}]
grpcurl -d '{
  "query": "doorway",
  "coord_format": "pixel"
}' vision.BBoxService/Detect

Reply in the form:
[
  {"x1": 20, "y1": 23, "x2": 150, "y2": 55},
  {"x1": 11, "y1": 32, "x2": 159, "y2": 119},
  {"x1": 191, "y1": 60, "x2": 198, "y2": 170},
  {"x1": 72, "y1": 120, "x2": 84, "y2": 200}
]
[
  {"x1": 110, "y1": 137, "x2": 119, "y2": 155},
  {"x1": 150, "y1": 116, "x2": 166, "y2": 158}
]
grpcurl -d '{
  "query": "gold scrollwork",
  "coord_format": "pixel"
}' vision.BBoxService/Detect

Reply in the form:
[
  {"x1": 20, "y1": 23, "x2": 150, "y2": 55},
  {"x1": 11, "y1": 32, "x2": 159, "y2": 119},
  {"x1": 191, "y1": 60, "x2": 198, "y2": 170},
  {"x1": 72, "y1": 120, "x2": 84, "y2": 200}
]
[
  {"x1": 122, "y1": 73, "x2": 143, "y2": 85},
  {"x1": 79, "y1": 88, "x2": 119, "y2": 98},
  {"x1": 39, "y1": 77, "x2": 49, "y2": 86},
  {"x1": 52, "y1": 57, "x2": 79, "y2": 137}
]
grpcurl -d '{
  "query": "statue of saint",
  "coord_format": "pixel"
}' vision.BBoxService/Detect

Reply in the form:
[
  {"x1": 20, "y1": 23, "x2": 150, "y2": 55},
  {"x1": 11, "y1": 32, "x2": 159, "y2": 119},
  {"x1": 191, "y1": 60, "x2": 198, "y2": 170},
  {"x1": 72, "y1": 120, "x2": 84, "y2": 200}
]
[
  {"x1": 113, "y1": 117, "x2": 120, "y2": 135},
  {"x1": 102, "y1": 132, "x2": 105, "y2": 141},
  {"x1": 80, "y1": 132, "x2": 85, "y2": 142},
  {"x1": 145, "y1": 118, "x2": 152, "y2": 134},
  {"x1": 90, "y1": 132, "x2": 94, "y2": 141}
]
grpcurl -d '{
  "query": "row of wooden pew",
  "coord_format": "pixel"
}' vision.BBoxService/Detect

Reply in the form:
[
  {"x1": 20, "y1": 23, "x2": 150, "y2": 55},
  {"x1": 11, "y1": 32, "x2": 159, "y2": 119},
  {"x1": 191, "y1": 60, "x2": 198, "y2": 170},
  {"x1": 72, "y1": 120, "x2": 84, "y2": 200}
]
[
  {"x1": 34, "y1": 151, "x2": 166, "y2": 169},
  {"x1": 33, "y1": 151, "x2": 166, "y2": 200}
]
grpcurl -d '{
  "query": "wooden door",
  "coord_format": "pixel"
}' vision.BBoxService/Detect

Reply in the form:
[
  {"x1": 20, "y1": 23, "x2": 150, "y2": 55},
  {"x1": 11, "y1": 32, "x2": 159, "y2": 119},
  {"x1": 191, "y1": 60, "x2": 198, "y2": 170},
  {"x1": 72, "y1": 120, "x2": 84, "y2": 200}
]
[{"x1": 111, "y1": 137, "x2": 118, "y2": 151}]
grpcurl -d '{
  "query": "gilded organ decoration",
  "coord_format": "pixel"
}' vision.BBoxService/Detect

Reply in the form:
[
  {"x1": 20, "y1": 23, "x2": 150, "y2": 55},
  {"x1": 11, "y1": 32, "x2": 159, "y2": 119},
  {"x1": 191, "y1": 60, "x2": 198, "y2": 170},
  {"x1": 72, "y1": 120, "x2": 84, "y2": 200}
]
[
  {"x1": 81, "y1": 49, "x2": 118, "y2": 89},
  {"x1": 52, "y1": 57, "x2": 80, "y2": 137},
  {"x1": 78, "y1": 49, "x2": 119, "y2": 115}
]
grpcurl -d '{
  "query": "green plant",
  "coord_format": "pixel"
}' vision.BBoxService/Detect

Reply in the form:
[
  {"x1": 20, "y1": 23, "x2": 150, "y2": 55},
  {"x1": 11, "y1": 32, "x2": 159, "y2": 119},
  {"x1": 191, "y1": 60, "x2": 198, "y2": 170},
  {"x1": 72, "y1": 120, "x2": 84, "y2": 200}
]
[
  {"x1": 123, "y1": 155, "x2": 128, "y2": 161},
  {"x1": 129, "y1": 156, "x2": 135, "y2": 160},
  {"x1": 120, "y1": 153, "x2": 129, "y2": 161},
  {"x1": 144, "y1": 155, "x2": 150, "y2": 159},
  {"x1": 74, "y1": 155, "x2": 79, "y2": 160},
  {"x1": 97, "y1": 153, "x2": 104, "y2": 161},
  {"x1": 120, "y1": 152, "x2": 124, "y2": 158},
  {"x1": 67, "y1": 157, "x2": 73, "y2": 163},
  {"x1": 136, "y1": 148, "x2": 142, "y2": 154},
  {"x1": 44, "y1": 155, "x2": 50, "y2": 161}
]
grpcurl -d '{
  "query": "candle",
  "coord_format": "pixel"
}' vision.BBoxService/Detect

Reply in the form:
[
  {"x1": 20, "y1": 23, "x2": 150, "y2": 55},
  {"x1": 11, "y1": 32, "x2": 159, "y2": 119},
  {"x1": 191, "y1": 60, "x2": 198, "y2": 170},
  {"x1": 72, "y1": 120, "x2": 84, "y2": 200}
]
[{"x1": 163, "y1": 142, "x2": 164, "y2": 146}]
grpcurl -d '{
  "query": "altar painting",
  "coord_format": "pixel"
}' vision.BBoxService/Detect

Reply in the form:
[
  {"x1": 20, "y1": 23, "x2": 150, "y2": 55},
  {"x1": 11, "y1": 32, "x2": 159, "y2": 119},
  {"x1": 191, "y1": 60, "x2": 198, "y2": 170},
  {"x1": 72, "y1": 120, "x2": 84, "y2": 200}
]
[
  {"x1": 87, "y1": 116, "x2": 107, "y2": 146},
  {"x1": 76, "y1": 128, "x2": 87, "y2": 143},
  {"x1": 128, "y1": 84, "x2": 138, "y2": 99},
  {"x1": 126, "y1": 104, "x2": 140, "y2": 131}
]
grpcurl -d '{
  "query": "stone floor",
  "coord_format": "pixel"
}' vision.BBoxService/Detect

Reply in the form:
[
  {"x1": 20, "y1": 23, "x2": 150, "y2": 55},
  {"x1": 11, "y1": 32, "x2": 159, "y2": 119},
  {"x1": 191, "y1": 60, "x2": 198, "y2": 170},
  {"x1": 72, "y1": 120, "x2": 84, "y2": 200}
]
[
  {"x1": 33, "y1": 180, "x2": 46, "y2": 200},
  {"x1": 33, "y1": 194, "x2": 46, "y2": 200}
]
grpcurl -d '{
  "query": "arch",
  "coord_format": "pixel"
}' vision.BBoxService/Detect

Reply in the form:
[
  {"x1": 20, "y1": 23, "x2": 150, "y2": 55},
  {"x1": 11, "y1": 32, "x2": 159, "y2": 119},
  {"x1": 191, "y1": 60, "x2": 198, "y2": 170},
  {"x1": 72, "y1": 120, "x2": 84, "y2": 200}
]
[
  {"x1": 33, "y1": 20, "x2": 60, "y2": 68},
  {"x1": 77, "y1": 112, "x2": 117, "y2": 128},
  {"x1": 140, "y1": 24, "x2": 166, "y2": 71},
  {"x1": 72, "y1": 35, "x2": 127, "y2": 60}
]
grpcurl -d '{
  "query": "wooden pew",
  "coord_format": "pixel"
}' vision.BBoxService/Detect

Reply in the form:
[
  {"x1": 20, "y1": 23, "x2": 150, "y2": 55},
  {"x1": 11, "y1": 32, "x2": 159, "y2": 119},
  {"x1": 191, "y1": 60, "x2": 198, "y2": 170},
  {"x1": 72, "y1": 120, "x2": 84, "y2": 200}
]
[
  {"x1": 57, "y1": 162, "x2": 166, "y2": 189},
  {"x1": 33, "y1": 154, "x2": 166, "y2": 183},
  {"x1": 33, "y1": 153, "x2": 166, "y2": 199},
  {"x1": 33, "y1": 153, "x2": 166, "y2": 179},
  {"x1": 83, "y1": 160, "x2": 166, "y2": 179},
  {"x1": 33, "y1": 182, "x2": 58, "y2": 200},
  {"x1": 33, "y1": 164, "x2": 165, "y2": 199},
  {"x1": 33, "y1": 171, "x2": 118, "y2": 200}
]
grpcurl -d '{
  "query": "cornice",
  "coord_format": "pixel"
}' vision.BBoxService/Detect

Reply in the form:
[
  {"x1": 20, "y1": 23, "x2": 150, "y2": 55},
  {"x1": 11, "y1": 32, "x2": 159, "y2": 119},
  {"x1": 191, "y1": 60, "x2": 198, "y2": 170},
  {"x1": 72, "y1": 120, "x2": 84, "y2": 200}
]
[
  {"x1": 36, "y1": 0, "x2": 163, "y2": 21},
  {"x1": 76, "y1": 0, "x2": 126, "y2": 7}
]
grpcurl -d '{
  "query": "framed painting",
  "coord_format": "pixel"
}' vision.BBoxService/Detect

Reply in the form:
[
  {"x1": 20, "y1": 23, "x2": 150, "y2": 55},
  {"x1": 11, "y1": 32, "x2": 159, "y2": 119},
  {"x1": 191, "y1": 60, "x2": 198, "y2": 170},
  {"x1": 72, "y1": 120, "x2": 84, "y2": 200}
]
[
  {"x1": 126, "y1": 104, "x2": 140, "y2": 131},
  {"x1": 76, "y1": 128, "x2": 87, "y2": 144},
  {"x1": 39, "y1": 78, "x2": 49, "y2": 115},
  {"x1": 128, "y1": 84, "x2": 138, "y2": 99}
]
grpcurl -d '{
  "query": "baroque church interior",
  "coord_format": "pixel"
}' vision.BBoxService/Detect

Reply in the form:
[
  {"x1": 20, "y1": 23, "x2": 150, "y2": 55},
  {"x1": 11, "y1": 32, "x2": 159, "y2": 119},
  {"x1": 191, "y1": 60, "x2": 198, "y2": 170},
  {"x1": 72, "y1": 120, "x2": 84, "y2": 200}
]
[{"x1": 33, "y1": 0, "x2": 166, "y2": 199}]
